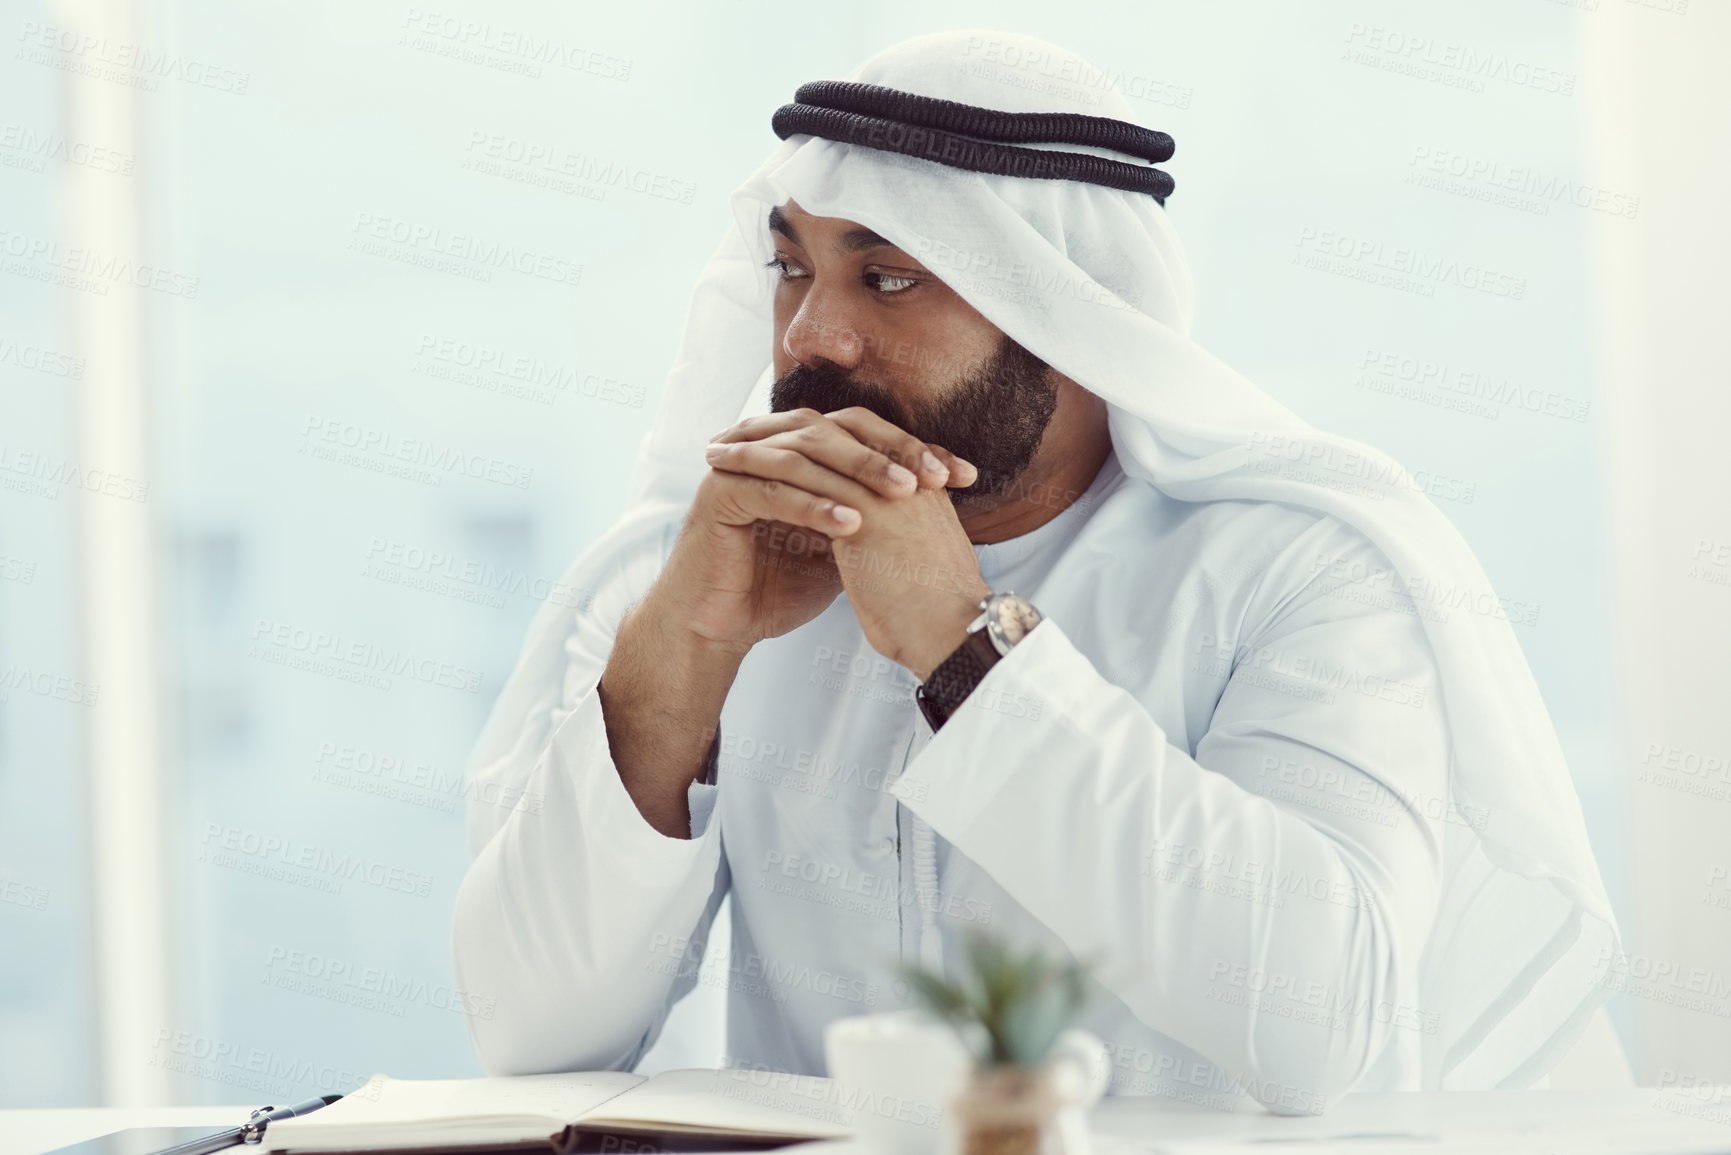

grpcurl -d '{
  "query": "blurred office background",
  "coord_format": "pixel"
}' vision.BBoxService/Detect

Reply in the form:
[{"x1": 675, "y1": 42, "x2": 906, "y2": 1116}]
[{"x1": 1, "y1": 0, "x2": 1726, "y2": 1106}]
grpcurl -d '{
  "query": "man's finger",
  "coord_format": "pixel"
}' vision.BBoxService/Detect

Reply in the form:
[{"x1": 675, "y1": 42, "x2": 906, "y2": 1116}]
[
  {"x1": 756, "y1": 423, "x2": 921, "y2": 499},
  {"x1": 709, "y1": 409, "x2": 824, "y2": 445},
  {"x1": 824, "y1": 406, "x2": 979, "y2": 489},
  {"x1": 705, "y1": 471, "x2": 863, "y2": 536},
  {"x1": 711, "y1": 409, "x2": 934, "y2": 497},
  {"x1": 710, "y1": 405, "x2": 979, "y2": 489},
  {"x1": 917, "y1": 444, "x2": 979, "y2": 489},
  {"x1": 705, "y1": 441, "x2": 884, "y2": 511}
]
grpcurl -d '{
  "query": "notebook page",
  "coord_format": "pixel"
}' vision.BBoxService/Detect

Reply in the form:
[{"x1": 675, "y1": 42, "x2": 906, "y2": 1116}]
[
  {"x1": 265, "y1": 1071, "x2": 645, "y2": 1150},
  {"x1": 578, "y1": 1069, "x2": 852, "y2": 1140}
]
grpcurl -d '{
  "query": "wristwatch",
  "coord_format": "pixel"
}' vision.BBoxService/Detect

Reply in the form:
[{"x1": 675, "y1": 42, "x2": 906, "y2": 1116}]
[{"x1": 915, "y1": 591, "x2": 1043, "y2": 732}]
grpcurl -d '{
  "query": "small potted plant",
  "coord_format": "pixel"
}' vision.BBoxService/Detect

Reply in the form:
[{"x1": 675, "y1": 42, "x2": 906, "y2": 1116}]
[{"x1": 895, "y1": 932, "x2": 1102, "y2": 1155}]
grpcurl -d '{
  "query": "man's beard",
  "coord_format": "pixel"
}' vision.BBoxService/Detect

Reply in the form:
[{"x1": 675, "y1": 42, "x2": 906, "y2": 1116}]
[{"x1": 768, "y1": 333, "x2": 1059, "y2": 504}]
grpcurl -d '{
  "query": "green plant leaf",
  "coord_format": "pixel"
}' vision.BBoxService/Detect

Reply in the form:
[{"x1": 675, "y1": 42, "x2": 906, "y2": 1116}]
[
  {"x1": 897, "y1": 967, "x2": 970, "y2": 1021},
  {"x1": 891, "y1": 933, "x2": 1096, "y2": 1068}
]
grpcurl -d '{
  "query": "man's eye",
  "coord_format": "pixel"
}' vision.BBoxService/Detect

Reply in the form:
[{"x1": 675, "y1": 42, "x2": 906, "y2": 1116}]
[
  {"x1": 865, "y1": 272, "x2": 919, "y2": 294},
  {"x1": 764, "y1": 256, "x2": 807, "y2": 281}
]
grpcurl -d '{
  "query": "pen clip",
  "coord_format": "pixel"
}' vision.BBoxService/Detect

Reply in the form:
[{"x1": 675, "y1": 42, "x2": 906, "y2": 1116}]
[{"x1": 240, "y1": 1107, "x2": 277, "y2": 1144}]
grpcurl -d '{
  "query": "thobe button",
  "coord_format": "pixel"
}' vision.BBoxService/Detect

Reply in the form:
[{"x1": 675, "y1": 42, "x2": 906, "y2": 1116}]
[{"x1": 877, "y1": 837, "x2": 896, "y2": 856}]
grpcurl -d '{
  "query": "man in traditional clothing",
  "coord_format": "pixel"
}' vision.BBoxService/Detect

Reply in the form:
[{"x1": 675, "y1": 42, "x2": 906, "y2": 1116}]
[{"x1": 452, "y1": 30, "x2": 1618, "y2": 1112}]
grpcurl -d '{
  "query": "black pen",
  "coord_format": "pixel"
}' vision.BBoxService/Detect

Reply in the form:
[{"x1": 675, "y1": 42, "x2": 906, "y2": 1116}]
[{"x1": 150, "y1": 1095, "x2": 343, "y2": 1155}]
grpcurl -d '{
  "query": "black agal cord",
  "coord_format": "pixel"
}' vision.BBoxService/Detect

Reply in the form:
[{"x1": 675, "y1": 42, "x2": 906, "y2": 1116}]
[{"x1": 772, "y1": 80, "x2": 1175, "y2": 203}]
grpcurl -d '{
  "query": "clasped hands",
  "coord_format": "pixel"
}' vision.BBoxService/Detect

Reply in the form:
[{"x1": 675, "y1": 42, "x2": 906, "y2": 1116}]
[{"x1": 704, "y1": 407, "x2": 993, "y2": 682}]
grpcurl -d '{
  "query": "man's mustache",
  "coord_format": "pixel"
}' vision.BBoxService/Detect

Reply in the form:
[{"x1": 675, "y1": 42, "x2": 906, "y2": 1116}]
[{"x1": 769, "y1": 361, "x2": 917, "y2": 434}]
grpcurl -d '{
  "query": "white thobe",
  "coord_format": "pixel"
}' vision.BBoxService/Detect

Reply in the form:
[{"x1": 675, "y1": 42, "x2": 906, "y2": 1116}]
[{"x1": 452, "y1": 448, "x2": 1450, "y2": 1114}]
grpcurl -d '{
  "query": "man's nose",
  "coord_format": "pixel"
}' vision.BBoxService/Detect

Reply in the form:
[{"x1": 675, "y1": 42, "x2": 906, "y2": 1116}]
[{"x1": 782, "y1": 283, "x2": 867, "y2": 369}]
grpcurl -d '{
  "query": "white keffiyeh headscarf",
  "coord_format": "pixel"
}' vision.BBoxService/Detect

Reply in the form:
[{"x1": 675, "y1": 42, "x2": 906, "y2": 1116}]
[{"x1": 471, "y1": 28, "x2": 1619, "y2": 1091}]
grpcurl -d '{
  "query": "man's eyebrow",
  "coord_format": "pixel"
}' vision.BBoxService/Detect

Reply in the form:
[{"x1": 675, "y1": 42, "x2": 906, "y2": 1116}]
[
  {"x1": 767, "y1": 205, "x2": 801, "y2": 246},
  {"x1": 837, "y1": 226, "x2": 898, "y2": 255},
  {"x1": 767, "y1": 206, "x2": 902, "y2": 257}
]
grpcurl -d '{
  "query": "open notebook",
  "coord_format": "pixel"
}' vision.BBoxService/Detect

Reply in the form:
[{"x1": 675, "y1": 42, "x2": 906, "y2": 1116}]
[{"x1": 263, "y1": 1068, "x2": 854, "y2": 1154}]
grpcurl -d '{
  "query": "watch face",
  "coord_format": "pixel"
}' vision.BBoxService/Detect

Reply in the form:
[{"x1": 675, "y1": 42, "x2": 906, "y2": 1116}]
[{"x1": 996, "y1": 595, "x2": 1042, "y2": 645}]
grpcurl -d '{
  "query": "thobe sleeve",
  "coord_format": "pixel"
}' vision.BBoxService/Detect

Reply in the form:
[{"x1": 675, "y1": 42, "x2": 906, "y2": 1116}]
[
  {"x1": 451, "y1": 528, "x2": 731, "y2": 1076},
  {"x1": 893, "y1": 517, "x2": 1448, "y2": 1114}
]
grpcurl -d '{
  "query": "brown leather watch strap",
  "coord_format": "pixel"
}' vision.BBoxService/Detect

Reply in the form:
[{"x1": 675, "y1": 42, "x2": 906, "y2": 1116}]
[{"x1": 916, "y1": 628, "x2": 1002, "y2": 731}]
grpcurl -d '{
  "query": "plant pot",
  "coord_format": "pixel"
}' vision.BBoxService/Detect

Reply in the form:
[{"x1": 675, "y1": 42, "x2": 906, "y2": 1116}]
[{"x1": 948, "y1": 1064, "x2": 1063, "y2": 1155}]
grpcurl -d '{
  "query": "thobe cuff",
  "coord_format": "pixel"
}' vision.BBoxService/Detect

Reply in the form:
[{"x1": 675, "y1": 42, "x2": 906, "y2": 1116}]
[
  {"x1": 688, "y1": 729, "x2": 720, "y2": 837},
  {"x1": 893, "y1": 617, "x2": 1127, "y2": 834},
  {"x1": 688, "y1": 782, "x2": 720, "y2": 838},
  {"x1": 576, "y1": 681, "x2": 723, "y2": 855}
]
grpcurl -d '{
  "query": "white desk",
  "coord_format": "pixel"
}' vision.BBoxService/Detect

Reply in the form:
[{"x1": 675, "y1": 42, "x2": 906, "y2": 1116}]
[
  {"x1": 1088, "y1": 1089, "x2": 1731, "y2": 1152},
  {"x1": 5, "y1": 1091, "x2": 1730, "y2": 1155}
]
